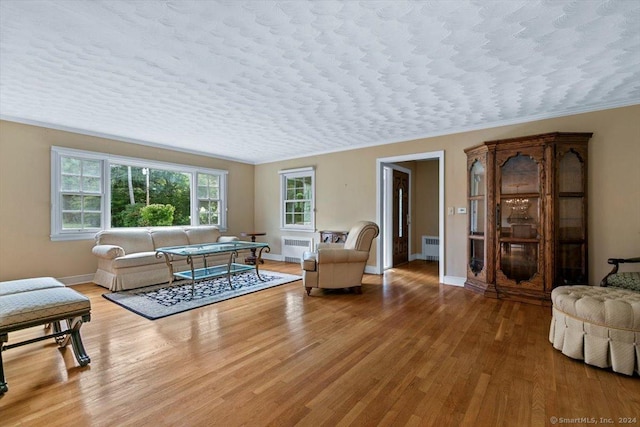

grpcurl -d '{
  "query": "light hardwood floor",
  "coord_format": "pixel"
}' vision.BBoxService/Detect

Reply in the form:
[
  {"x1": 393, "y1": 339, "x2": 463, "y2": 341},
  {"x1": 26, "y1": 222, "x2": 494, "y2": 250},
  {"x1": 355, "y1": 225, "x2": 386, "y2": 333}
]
[{"x1": 1, "y1": 261, "x2": 638, "y2": 426}]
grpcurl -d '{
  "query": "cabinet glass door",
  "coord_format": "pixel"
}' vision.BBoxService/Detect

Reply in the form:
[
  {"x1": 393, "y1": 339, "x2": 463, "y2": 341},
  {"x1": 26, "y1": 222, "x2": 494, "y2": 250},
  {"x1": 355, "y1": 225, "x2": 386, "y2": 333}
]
[
  {"x1": 498, "y1": 153, "x2": 541, "y2": 285},
  {"x1": 468, "y1": 160, "x2": 485, "y2": 276},
  {"x1": 557, "y1": 150, "x2": 587, "y2": 284}
]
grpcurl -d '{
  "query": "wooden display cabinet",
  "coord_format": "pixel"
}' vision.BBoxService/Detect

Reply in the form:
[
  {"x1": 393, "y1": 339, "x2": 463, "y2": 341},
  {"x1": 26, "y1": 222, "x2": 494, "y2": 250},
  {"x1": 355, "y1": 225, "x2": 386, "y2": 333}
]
[{"x1": 464, "y1": 132, "x2": 592, "y2": 305}]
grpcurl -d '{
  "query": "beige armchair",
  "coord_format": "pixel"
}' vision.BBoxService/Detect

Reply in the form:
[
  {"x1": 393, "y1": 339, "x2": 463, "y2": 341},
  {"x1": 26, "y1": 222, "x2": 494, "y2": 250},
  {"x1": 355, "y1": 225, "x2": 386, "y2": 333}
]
[{"x1": 301, "y1": 221, "x2": 379, "y2": 295}]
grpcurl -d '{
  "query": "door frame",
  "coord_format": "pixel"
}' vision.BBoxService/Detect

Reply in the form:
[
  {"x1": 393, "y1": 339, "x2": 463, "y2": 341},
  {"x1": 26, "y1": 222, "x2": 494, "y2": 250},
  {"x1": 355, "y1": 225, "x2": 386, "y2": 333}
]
[{"x1": 375, "y1": 151, "x2": 445, "y2": 284}]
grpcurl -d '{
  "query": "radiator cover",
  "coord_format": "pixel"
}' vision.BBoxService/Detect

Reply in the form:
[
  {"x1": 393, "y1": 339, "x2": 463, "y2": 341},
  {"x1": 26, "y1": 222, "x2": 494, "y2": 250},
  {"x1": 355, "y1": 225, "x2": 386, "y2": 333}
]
[
  {"x1": 281, "y1": 237, "x2": 314, "y2": 263},
  {"x1": 422, "y1": 235, "x2": 439, "y2": 261}
]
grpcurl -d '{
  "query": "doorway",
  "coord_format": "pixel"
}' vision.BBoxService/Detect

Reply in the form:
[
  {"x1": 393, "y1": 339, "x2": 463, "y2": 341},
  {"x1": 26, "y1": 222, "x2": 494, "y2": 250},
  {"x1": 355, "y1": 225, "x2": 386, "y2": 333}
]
[{"x1": 376, "y1": 151, "x2": 445, "y2": 283}]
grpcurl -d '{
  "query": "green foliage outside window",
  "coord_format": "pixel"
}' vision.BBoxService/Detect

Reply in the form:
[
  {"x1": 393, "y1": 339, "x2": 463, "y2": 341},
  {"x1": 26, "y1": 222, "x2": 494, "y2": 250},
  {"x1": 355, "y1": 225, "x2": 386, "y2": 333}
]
[{"x1": 140, "y1": 204, "x2": 175, "y2": 226}]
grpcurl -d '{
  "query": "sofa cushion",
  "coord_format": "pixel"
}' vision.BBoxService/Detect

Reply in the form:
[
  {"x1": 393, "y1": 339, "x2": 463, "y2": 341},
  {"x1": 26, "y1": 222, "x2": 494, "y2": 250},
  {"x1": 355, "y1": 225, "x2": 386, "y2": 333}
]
[
  {"x1": 150, "y1": 228, "x2": 189, "y2": 249},
  {"x1": 185, "y1": 226, "x2": 221, "y2": 245},
  {"x1": 95, "y1": 229, "x2": 154, "y2": 254},
  {"x1": 112, "y1": 252, "x2": 165, "y2": 269}
]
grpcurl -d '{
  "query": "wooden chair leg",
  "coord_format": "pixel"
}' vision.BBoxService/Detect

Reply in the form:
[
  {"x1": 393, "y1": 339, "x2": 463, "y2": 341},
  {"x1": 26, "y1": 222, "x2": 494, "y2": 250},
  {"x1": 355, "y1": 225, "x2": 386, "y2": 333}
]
[{"x1": 305, "y1": 287, "x2": 312, "y2": 296}]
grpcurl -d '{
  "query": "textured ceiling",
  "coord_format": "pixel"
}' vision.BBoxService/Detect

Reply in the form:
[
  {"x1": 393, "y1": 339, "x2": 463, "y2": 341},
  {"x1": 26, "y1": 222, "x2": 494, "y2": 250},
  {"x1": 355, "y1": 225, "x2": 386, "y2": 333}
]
[{"x1": 1, "y1": 1, "x2": 639, "y2": 164}]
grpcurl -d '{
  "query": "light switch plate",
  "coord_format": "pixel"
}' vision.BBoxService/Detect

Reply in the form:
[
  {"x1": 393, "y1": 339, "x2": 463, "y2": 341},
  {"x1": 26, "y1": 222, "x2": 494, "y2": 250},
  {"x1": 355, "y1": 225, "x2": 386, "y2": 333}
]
[
  {"x1": 447, "y1": 207, "x2": 454, "y2": 215},
  {"x1": 457, "y1": 207, "x2": 467, "y2": 214}
]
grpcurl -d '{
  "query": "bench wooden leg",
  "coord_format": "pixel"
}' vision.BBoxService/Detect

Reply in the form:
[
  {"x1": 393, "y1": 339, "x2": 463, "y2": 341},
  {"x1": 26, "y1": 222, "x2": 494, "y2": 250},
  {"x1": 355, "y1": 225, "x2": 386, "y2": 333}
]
[
  {"x1": 69, "y1": 316, "x2": 91, "y2": 366},
  {"x1": 1, "y1": 333, "x2": 8, "y2": 395}
]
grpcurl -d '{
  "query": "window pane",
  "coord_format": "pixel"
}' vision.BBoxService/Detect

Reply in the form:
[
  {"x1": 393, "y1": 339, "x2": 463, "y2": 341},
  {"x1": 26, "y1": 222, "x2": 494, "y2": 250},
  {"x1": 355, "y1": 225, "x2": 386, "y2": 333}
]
[
  {"x1": 84, "y1": 213, "x2": 101, "y2": 228},
  {"x1": 197, "y1": 185, "x2": 208, "y2": 199},
  {"x1": 285, "y1": 212, "x2": 295, "y2": 225},
  {"x1": 83, "y1": 160, "x2": 101, "y2": 177},
  {"x1": 62, "y1": 212, "x2": 82, "y2": 229},
  {"x1": 83, "y1": 177, "x2": 101, "y2": 192},
  {"x1": 198, "y1": 200, "x2": 219, "y2": 225},
  {"x1": 285, "y1": 202, "x2": 296, "y2": 214},
  {"x1": 286, "y1": 187, "x2": 296, "y2": 200},
  {"x1": 62, "y1": 158, "x2": 81, "y2": 174},
  {"x1": 84, "y1": 196, "x2": 101, "y2": 211},
  {"x1": 62, "y1": 175, "x2": 80, "y2": 191},
  {"x1": 62, "y1": 195, "x2": 82, "y2": 210},
  {"x1": 110, "y1": 165, "x2": 191, "y2": 227}
]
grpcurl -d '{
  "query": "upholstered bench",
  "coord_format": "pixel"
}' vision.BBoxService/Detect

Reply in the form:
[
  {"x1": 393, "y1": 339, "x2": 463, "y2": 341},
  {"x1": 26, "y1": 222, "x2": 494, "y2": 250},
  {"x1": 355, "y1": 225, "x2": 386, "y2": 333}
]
[
  {"x1": 0, "y1": 276, "x2": 66, "y2": 296},
  {"x1": 549, "y1": 285, "x2": 640, "y2": 376},
  {"x1": 0, "y1": 277, "x2": 91, "y2": 394}
]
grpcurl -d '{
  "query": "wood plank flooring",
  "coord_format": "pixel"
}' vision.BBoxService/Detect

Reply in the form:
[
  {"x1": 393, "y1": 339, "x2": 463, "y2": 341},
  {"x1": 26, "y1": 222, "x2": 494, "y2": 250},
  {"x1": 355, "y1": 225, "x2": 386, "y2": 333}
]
[{"x1": 1, "y1": 261, "x2": 638, "y2": 426}]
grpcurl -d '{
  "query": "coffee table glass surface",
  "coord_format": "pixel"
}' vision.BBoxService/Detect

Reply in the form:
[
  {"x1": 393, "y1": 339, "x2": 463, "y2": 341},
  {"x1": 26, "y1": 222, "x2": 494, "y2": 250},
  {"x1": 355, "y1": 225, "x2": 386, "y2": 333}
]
[{"x1": 155, "y1": 241, "x2": 270, "y2": 289}]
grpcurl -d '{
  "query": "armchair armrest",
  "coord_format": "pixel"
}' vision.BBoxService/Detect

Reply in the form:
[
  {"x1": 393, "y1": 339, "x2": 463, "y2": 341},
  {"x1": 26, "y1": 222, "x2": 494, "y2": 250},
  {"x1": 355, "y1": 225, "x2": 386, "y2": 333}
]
[
  {"x1": 302, "y1": 251, "x2": 317, "y2": 271},
  {"x1": 92, "y1": 245, "x2": 125, "y2": 260},
  {"x1": 218, "y1": 236, "x2": 239, "y2": 243}
]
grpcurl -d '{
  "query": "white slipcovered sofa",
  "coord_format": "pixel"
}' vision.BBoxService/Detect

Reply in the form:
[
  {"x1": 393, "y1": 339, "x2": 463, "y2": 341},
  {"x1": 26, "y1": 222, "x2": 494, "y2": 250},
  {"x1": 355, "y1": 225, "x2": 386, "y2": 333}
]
[{"x1": 92, "y1": 226, "x2": 238, "y2": 291}]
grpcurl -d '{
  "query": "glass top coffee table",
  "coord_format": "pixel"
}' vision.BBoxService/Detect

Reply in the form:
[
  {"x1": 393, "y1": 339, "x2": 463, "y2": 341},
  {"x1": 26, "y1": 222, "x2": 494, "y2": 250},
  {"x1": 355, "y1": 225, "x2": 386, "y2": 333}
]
[{"x1": 155, "y1": 241, "x2": 270, "y2": 292}]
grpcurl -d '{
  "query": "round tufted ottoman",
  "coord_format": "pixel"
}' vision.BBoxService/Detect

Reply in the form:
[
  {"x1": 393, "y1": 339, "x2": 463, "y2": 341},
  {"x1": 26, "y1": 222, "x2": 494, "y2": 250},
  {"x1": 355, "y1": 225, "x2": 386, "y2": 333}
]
[{"x1": 549, "y1": 285, "x2": 640, "y2": 375}]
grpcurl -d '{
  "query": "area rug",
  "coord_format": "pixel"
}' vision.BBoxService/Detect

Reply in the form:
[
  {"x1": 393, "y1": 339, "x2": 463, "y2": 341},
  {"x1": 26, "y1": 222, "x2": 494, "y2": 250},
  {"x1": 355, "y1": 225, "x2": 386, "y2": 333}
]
[{"x1": 102, "y1": 271, "x2": 301, "y2": 320}]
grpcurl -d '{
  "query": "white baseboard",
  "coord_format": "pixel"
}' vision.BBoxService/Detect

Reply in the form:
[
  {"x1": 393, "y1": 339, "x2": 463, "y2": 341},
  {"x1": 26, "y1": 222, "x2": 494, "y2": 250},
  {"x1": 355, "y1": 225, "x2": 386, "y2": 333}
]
[
  {"x1": 262, "y1": 253, "x2": 284, "y2": 262},
  {"x1": 443, "y1": 276, "x2": 466, "y2": 287},
  {"x1": 58, "y1": 273, "x2": 95, "y2": 286},
  {"x1": 364, "y1": 265, "x2": 380, "y2": 275}
]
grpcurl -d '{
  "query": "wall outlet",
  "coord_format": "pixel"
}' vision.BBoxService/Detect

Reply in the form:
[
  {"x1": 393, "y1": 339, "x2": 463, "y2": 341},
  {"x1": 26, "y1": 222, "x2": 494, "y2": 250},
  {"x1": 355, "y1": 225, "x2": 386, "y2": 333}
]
[{"x1": 457, "y1": 207, "x2": 467, "y2": 214}]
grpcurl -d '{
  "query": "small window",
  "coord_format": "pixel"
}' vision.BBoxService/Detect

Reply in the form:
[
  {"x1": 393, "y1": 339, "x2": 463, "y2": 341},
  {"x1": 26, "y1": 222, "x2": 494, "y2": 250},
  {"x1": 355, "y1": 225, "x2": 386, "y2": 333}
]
[
  {"x1": 197, "y1": 173, "x2": 223, "y2": 226},
  {"x1": 280, "y1": 167, "x2": 315, "y2": 231},
  {"x1": 60, "y1": 156, "x2": 104, "y2": 231}
]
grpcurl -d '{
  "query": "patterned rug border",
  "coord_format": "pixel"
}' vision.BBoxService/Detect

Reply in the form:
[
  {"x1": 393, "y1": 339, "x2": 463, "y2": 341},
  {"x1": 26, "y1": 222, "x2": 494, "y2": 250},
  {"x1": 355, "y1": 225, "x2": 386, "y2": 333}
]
[{"x1": 102, "y1": 271, "x2": 301, "y2": 320}]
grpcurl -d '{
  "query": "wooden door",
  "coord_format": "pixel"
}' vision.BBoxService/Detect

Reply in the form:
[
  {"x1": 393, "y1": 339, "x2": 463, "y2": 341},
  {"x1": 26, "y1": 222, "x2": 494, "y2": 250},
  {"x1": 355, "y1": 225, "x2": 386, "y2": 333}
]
[{"x1": 392, "y1": 169, "x2": 409, "y2": 266}]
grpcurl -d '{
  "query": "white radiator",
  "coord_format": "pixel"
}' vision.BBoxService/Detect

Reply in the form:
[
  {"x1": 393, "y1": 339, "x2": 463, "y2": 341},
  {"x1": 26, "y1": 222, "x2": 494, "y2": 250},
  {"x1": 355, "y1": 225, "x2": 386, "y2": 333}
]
[
  {"x1": 281, "y1": 237, "x2": 314, "y2": 263},
  {"x1": 422, "y1": 235, "x2": 439, "y2": 261}
]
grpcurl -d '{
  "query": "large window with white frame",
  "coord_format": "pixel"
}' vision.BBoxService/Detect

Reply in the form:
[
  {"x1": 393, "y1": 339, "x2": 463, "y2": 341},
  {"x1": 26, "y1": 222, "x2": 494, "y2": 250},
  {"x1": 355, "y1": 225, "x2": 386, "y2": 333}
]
[
  {"x1": 51, "y1": 146, "x2": 227, "y2": 241},
  {"x1": 280, "y1": 167, "x2": 315, "y2": 231}
]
